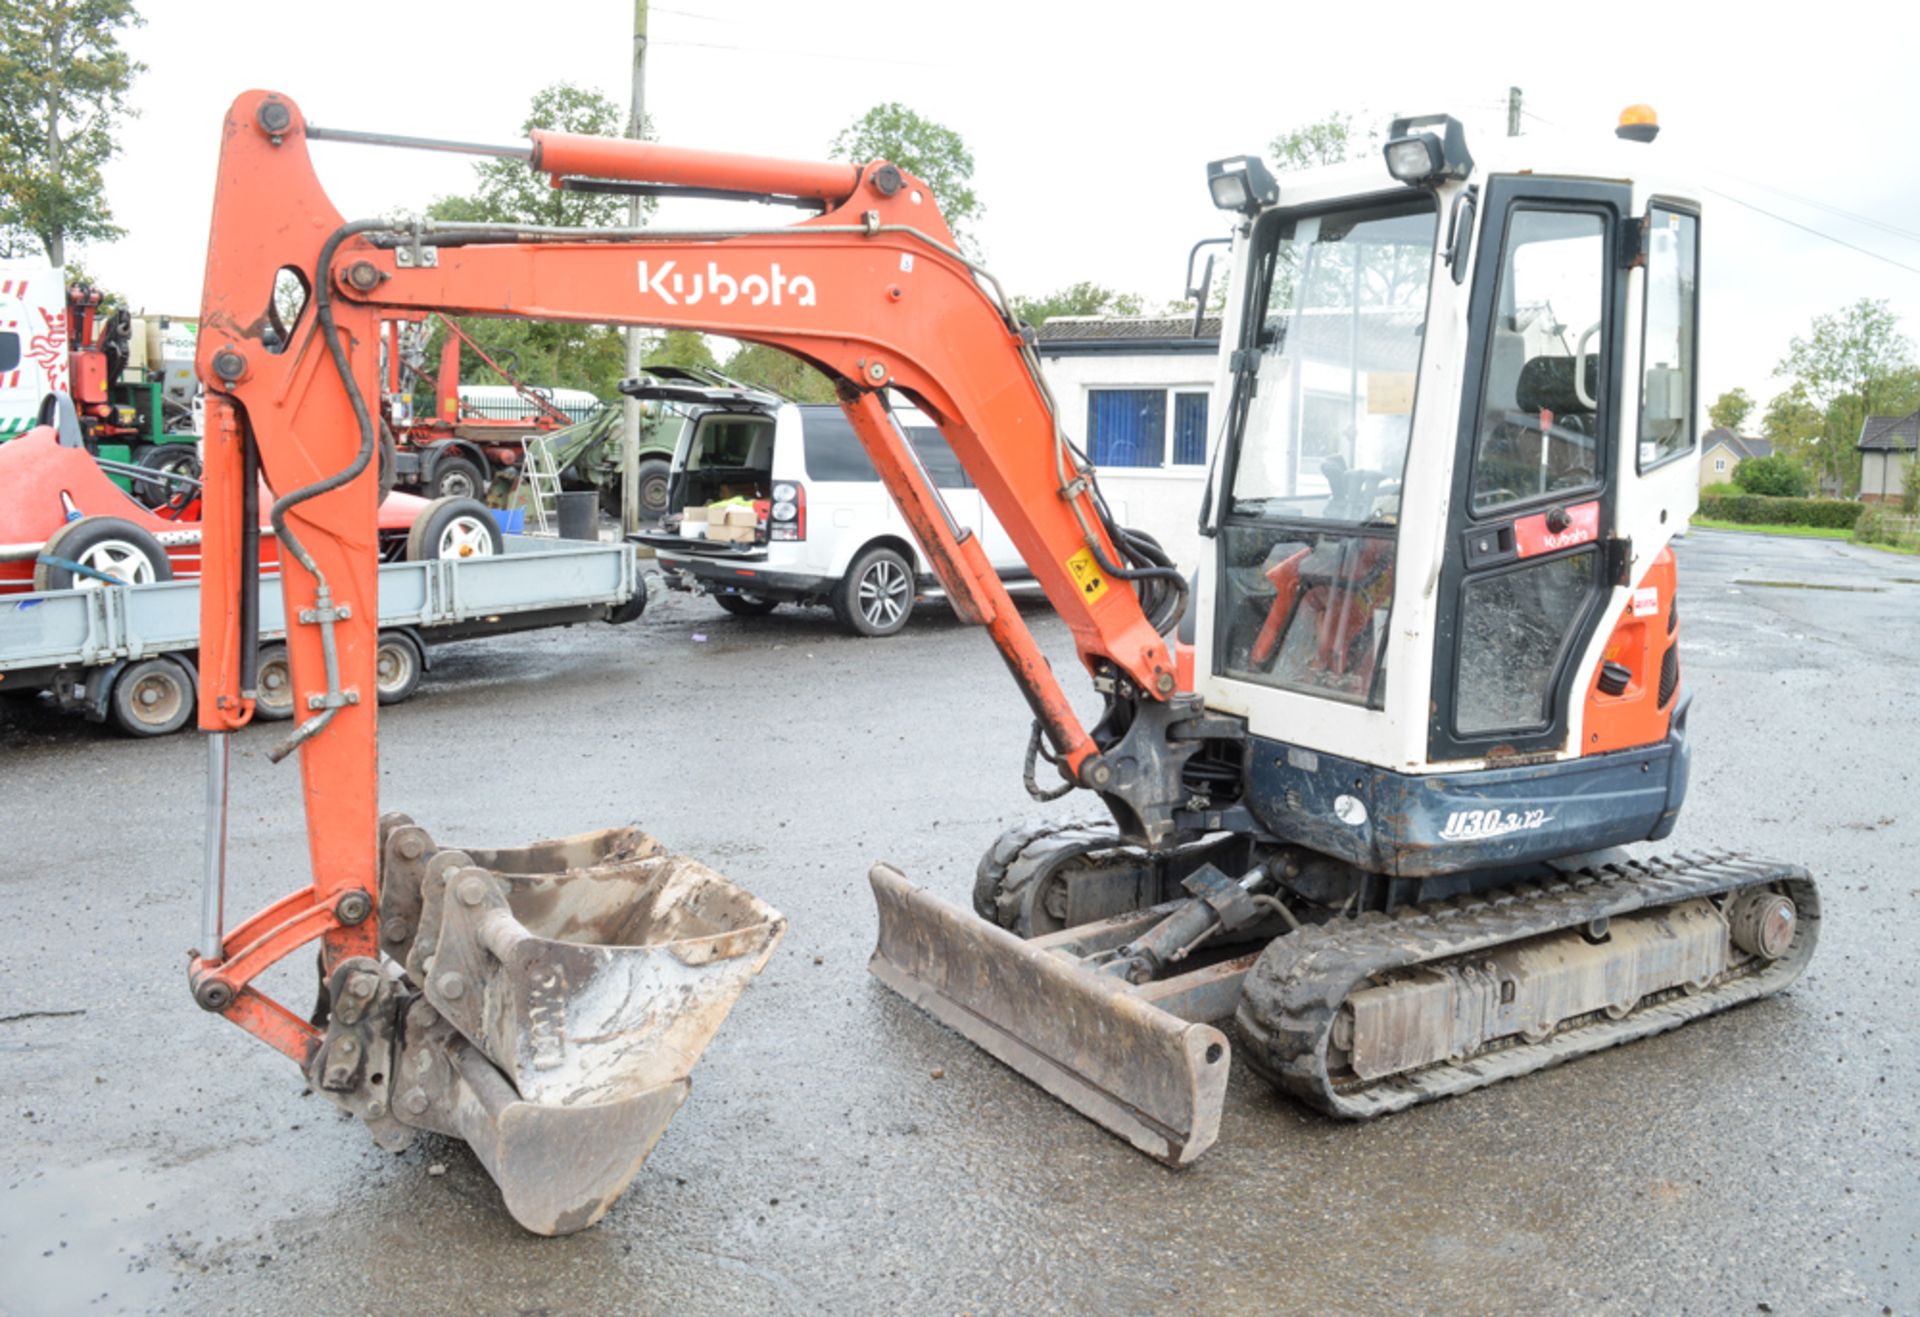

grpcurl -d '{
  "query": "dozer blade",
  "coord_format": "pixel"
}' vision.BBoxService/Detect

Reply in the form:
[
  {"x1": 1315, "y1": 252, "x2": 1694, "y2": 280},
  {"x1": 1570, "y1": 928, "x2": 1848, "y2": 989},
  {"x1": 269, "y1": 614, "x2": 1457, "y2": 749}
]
[
  {"x1": 369, "y1": 819, "x2": 785, "y2": 1234},
  {"x1": 868, "y1": 863, "x2": 1229, "y2": 1165}
]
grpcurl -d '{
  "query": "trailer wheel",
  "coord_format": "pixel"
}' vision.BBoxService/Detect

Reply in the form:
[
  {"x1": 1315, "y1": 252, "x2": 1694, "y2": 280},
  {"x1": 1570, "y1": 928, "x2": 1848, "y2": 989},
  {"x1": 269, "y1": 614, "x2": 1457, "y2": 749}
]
[
  {"x1": 374, "y1": 631, "x2": 424, "y2": 705},
  {"x1": 406, "y1": 497, "x2": 503, "y2": 562},
  {"x1": 33, "y1": 517, "x2": 174, "y2": 592},
  {"x1": 110, "y1": 656, "x2": 195, "y2": 737},
  {"x1": 254, "y1": 644, "x2": 296, "y2": 721},
  {"x1": 133, "y1": 443, "x2": 203, "y2": 511}
]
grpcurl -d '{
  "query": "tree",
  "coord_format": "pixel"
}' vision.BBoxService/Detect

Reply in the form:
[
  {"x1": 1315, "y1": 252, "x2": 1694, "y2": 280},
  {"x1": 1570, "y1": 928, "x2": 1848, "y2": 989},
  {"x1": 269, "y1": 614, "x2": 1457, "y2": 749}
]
[
  {"x1": 0, "y1": 0, "x2": 145, "y2": 266},
  {"x1": 1269, "y1": 111, "x2": 1373, "y2": 173},
  {"x1": 830, "y1": 103, "x2": 981, "y2": 250},
  {"x1": 646, "y1": 331, "x2": 720, "y2": 374},
  {"x1": 720, "y1": 343, "x2": 836, "y2": 403},
  {"x1": 1708, "y1": 387, "x2": 1754, "y2": 432},
  {"x1": 426, "y1": 82, "x2": 638, "y2": 230},
  {"x1": 1774, "y1": 299, "x2": 1915, "y2": 496},
  {"x1": 1761, "y1": 384, "x2": 1825, "y2": 466},
  {"x1": 1731, "y1": 454, "x2": 1811, "y2": 498},
  {"x1": 1009, "y1": 281, "x2": 1147, "y2": 328},
  {"x1": 419, "y1": 83, "x2": 644, "y2": 401}
]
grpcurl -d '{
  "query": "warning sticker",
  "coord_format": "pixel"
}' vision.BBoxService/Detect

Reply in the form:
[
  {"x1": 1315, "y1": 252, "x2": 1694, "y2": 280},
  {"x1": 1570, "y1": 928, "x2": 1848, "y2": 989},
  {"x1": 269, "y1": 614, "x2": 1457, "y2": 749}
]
[
  {"x1": 1065, "y1": 547, "x2": 1109, "y2": 605},
  {"x1": 1631, "y1": 586, "x2": 1660, "y2": 617}
]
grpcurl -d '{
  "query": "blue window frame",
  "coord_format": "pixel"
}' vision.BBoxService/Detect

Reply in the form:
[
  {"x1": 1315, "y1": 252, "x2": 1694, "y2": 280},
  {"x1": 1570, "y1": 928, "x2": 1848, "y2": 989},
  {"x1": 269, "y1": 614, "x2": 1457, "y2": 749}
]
[
  {"x1": 1085, "y1": 388, "x2": 1209, "y2": 469},
  {"x1": 1173, "y1": 392, "x2": 1208, "y2": 466},
  {"x1": 1087, "y1": 389, "x2": 1166, "y2": 468}
]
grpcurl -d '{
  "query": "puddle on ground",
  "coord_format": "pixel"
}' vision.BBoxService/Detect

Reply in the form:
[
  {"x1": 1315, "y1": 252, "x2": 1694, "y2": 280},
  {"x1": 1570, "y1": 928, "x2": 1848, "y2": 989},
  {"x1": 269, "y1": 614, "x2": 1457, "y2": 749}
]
[
  {"x1": 1732, "y1": 579, "x2": 1887, "y2": 593},
  {"x1": 0, "y1": 1159, "x2": 172, "y2": 1313}
]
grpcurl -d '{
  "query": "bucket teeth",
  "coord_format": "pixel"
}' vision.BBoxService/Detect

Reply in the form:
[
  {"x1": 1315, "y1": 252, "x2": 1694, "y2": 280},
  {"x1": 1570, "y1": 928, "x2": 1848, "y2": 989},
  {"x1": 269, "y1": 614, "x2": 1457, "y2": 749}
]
[{"x1": 361, "y1": 815, "x2": 784, "y2": 1234}]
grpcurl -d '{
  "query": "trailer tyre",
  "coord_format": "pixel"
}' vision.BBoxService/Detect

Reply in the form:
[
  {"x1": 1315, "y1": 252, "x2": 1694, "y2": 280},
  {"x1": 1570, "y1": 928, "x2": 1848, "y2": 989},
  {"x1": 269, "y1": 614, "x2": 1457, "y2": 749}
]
[
  {"x1": 254, "y1": 644, "x2": 295, "y2": 721},
  {"x1": 430, "y1": 454, "x2": 485, "y2": 501},
  {"x1": 375, "y1": 631, "x2": 425, "y2": 705},
  {"x1": 407, "y1": 497, "x2": 503, "y2": 562},
  {"x1": 33, "y1": 516, "x2": 174, "y2": 592},
  {"x1": 133, "y1": 443, "x2": 203, "y2": 511},
  {"x1": 110, "y1": 656, "x2": 195, "y2": 737}
]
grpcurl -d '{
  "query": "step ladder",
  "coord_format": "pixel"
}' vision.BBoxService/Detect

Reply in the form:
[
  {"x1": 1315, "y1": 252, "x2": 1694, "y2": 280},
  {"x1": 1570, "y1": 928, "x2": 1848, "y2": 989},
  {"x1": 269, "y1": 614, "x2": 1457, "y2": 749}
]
[{"x1": 517, "y1": 434, "x2": 563, "y2": 536}]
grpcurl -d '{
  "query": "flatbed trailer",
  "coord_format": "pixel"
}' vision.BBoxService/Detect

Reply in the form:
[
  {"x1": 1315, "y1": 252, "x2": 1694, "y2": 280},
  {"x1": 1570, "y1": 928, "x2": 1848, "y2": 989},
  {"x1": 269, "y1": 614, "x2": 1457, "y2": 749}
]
[{"x1": 0, "y1": 535, "x2": 646, "y2": 736}]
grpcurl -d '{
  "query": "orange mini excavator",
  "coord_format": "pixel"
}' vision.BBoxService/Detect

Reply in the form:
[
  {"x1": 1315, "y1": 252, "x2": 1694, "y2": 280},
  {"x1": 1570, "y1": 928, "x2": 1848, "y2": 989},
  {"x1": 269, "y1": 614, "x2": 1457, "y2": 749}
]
[{"x1": 184, "y1": 92, "x2": 1815, "y2": 1231}]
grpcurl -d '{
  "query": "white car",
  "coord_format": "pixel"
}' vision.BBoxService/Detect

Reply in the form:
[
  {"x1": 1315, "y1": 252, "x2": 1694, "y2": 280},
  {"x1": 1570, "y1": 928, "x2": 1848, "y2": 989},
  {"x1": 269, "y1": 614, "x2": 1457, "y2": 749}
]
[{"x1": 632, "y1": 384, "x2": 1028, "y2": 636}]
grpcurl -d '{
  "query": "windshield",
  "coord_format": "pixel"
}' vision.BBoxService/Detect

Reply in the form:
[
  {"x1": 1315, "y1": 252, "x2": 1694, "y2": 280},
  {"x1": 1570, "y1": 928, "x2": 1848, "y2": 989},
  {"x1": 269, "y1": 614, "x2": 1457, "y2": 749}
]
[{"x1": 1227, "y1": 199, "x2": 1438, "y2": 526}]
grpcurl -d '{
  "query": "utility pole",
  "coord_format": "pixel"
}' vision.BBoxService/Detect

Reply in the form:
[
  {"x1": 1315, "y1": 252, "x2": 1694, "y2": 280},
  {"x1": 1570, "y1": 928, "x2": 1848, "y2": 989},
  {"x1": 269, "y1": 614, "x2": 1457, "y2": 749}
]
[
  {"x1": 1507, "y1": 86, "x2": 1523, "y2": 138},
  {"x1": 619, "y1": 0, "x2": 649, "y2": 535}
]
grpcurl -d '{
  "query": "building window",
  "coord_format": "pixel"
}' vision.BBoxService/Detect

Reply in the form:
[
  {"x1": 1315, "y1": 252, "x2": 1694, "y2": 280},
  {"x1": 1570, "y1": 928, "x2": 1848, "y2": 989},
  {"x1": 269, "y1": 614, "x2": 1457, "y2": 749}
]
[
  {"x1": 1173, "y1": 392, "x2": 1209, "y2": 465},
  {"x1": 1087, "y1": 388, "x2": 1209, "y2": 469},
  {"x1": 1714, "y1": 457, "x2": 1726, "y2": 472}
]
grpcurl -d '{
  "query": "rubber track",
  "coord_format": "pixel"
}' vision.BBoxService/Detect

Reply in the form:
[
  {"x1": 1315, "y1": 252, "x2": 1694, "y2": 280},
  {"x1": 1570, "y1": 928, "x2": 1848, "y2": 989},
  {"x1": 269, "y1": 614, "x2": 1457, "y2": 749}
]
[
  {"x1": 973, "y1": 821, "x2": 1135, "y2": 930},
  {"x1": 1233, "y1": 851, "x2": 1820, "y2": 1119}
]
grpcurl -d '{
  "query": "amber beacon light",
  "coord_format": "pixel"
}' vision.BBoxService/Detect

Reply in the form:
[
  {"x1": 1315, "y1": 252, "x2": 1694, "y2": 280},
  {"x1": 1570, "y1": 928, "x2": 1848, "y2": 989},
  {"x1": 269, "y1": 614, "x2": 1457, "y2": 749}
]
[{"x1": 1616, "y1": 104, "x2": 1661, "y2": 143}]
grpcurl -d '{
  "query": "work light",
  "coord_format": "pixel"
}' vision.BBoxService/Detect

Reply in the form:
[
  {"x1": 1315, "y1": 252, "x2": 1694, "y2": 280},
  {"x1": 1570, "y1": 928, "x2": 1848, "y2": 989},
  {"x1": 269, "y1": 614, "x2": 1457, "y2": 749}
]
[
  {"x1": 1381, "y1": 115, "x2": 1473, "y2": 187},
  {"x1": 1206, "y1": 156, "x2": 1278, "y2": 215}
]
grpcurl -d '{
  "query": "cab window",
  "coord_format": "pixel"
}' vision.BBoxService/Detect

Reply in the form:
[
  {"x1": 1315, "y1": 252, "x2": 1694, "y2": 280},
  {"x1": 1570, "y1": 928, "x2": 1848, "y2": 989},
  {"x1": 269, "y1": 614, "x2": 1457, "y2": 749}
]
[
  {"x1": 1470, "y1": 209, "x2": 1608, "y2": 513},
  {"x1": 1638, "y1": 207, "x2": 1699, "y2": 469},
  {"x1": 0, "y1": 330, "x2": 18, "y2": 374}
]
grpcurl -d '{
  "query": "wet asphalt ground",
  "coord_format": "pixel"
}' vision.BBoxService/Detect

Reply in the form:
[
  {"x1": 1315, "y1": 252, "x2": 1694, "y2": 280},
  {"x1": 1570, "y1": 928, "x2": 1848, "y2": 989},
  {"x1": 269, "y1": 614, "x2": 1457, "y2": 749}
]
[{"x1": 1, "y1": 528, "x2": 1916, "y2": 1315}]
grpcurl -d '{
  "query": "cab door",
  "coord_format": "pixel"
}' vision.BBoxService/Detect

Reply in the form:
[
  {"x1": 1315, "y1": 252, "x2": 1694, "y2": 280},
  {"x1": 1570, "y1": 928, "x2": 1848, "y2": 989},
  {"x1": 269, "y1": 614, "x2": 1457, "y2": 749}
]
[{"x1": 1428, "y1": 177, "x2": 1633, "y2": 762}]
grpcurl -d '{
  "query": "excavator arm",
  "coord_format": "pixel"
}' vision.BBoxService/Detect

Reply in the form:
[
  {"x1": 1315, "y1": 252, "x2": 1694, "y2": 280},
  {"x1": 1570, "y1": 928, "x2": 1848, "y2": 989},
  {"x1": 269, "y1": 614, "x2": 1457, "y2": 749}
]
[{"x1": 186, "y1": 90, "x2": 1216, "y2": 1223}]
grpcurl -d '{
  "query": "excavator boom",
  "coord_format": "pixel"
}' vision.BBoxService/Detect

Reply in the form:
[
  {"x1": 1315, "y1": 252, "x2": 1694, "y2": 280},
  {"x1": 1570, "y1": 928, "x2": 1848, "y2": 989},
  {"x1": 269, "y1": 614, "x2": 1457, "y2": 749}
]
[{"x1": 188, "y1": 90, "x2": 1204, "y2": 1230}]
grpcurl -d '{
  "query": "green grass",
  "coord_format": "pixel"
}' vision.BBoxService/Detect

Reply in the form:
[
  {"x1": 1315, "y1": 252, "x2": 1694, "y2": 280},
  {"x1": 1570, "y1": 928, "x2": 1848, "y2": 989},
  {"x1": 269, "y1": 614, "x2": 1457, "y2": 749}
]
[
  {"x1": 1692, "y1": 517, "x2": 1920, "y2": 555},
  {"x1": 1690, "y1": 518, "x2": 1854, "y2": 540}
]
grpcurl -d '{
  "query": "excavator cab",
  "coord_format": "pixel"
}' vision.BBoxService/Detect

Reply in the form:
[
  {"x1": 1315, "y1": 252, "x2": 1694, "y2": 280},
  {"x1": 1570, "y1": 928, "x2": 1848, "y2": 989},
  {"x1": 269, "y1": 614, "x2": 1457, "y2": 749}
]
[{"x1": 873, "y1": 110, "x2": 1813, "y2": 1160}]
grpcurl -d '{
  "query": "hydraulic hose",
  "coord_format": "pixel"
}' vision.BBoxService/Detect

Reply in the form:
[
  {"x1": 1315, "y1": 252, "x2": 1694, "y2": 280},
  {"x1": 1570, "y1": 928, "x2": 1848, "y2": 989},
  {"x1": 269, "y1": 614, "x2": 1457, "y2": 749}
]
[{"x1": 264, "y1": 218, "x2": 390, "y2": 763}]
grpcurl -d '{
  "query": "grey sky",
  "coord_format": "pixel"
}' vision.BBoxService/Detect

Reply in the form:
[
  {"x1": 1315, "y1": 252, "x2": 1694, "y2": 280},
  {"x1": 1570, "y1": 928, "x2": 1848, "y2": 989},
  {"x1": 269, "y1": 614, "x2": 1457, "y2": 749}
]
[{"x1": 87, "y1": 0, "x2": 1920, "y2": 417}]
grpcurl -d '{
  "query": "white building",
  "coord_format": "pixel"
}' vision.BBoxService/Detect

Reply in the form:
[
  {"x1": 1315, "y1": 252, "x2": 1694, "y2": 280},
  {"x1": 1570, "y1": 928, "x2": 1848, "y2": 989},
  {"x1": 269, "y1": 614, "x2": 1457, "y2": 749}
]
[{"x1": 1033, "y1": 314, "x2": 1221, "y2": 574}]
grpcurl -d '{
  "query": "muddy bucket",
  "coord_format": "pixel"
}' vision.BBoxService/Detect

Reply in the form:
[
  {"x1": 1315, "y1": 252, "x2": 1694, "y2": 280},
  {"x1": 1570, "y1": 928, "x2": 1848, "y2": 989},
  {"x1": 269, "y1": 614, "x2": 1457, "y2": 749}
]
[{"x1": 371, "y1": 817, "x2": 785, "y2": 1234}]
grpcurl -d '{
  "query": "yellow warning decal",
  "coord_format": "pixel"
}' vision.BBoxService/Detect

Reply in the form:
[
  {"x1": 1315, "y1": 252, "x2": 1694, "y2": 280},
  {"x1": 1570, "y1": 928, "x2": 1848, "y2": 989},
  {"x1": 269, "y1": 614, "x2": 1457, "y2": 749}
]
[{"x1": 1065, "y1": 547, "x2": 1109, "y2": 605}]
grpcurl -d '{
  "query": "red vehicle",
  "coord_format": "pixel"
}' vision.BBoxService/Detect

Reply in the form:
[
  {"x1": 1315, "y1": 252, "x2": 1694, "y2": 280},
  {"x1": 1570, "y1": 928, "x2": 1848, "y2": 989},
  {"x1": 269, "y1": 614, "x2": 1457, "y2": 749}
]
[{"x1": 0, "y1": 417, "x2": 489, "y2": 596}]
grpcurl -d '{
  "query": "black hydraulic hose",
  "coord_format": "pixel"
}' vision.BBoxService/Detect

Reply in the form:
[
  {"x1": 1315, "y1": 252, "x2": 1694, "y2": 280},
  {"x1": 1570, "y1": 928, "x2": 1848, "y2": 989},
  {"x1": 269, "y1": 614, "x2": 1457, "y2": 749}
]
[
  {"x1": 269, "y1": 218, "x2": 392, "y2": 582},
  {"x1": 239, "y1": 417, "x2": 260, "y2": 696}
]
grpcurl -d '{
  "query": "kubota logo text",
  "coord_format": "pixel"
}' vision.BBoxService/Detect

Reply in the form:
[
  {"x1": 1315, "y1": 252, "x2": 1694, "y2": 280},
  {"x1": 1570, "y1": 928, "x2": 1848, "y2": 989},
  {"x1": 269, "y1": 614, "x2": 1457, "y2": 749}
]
[{"x1": 637, "y1": 260, "x2": 817, "y2": 308}]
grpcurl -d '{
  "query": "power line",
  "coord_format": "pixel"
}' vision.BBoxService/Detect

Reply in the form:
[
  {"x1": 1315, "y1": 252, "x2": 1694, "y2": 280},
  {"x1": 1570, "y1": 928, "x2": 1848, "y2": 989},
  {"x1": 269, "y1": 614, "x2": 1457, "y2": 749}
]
[
  {"x1": 1700, "y1": 185, "x2": 1920, "y2": 278},
  {"x1": 650, "y1": 37, "x2": 949, "y2": 68},
  {"x1": 1704, "y1": 170, "x2": 1920, "y2": 247},
  {"x1": 1515, "y1": 104, "x2": 1920, "y2": 277}
]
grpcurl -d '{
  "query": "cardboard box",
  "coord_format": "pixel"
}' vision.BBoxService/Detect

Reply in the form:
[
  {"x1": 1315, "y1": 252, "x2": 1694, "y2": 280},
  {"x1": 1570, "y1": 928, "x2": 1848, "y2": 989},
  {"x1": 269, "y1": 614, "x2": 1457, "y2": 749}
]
[
  {"x1": 722, "y1": 505, "x2": 757, "y2": 528},
  {"x1": 679, "y1": 506, "x2": 707, "y2": 538},
  {"x1": 708, "y1": 523, "x2": 755, "y2": 544}
]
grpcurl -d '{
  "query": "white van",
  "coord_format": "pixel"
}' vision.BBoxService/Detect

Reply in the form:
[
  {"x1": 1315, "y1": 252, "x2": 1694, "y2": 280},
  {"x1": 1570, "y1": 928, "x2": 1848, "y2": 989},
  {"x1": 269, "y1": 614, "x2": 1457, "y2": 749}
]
[
  {"x1": 0, "y1": 261, "x2": 68, "y2": 442},
  {"x1": 633, "y1": 384, "x2": 1029, "y2": 636}
]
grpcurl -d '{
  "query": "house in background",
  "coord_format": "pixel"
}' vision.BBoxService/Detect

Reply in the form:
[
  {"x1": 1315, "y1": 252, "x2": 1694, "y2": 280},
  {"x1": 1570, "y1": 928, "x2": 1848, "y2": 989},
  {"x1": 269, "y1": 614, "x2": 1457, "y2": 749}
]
[
  {"x1": 1033, "y1": 314, "x2": 1220, "y2": 572},
  {"x1": 1699, "y1": 427, "x2": 1772, "y2": 489},
  {"x1": 1857, "y1": 411, "x2": 1917, "y2": 504}
]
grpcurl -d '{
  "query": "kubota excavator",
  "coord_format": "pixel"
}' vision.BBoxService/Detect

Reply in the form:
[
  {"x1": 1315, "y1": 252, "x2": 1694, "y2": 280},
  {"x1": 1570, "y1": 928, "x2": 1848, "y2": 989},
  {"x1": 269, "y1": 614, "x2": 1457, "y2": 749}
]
[{"x1": 183, "y1": 91, "x2": 1816, "y2": 1232}]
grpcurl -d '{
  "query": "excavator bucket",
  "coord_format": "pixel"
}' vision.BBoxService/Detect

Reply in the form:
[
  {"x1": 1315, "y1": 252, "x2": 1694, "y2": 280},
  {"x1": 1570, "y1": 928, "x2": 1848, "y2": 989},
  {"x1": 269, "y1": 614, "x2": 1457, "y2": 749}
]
[
  {"x1": 366, "y1": 817, "x2": 785, "y2": 1234},
  {"x1": 868, "y1": 864, "x2": 1232, "y2": 1165}
]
